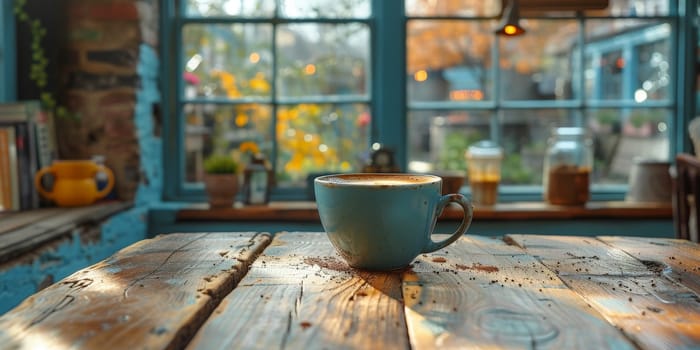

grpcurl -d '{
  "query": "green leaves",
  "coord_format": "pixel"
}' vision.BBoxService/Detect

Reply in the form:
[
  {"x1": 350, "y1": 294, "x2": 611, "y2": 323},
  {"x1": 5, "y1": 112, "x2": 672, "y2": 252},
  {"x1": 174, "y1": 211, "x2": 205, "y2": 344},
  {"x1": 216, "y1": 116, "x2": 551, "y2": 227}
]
[{"x1": 204, "y1": 155, "x2": 239, "y2": 174}]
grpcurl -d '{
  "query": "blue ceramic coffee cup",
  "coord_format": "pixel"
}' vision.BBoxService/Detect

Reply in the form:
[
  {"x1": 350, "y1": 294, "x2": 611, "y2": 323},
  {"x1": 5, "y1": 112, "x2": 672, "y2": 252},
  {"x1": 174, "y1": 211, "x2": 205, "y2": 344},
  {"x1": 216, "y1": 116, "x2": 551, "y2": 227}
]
[{"x1": 314, "y1": 173, "x2": 473, "y2": 271}]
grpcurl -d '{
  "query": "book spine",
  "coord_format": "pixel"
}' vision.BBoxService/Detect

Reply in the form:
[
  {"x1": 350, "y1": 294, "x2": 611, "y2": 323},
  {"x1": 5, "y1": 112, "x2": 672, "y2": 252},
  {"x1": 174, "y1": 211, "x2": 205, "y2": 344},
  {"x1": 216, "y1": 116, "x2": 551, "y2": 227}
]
[
  {"x1": 14, "y1": 122, "x2": 35, "y2": 210},
  {"x1": 33, "y1": 109, "x2": 57, "y2": 170},
  {"x1": 15, "y1": 123, "x2": 39, "y2": 210},
  {"x1": 6, "y1": 127, "x2": 20, "y2": 210},
  {"x1": 0, "y1": 128, "x2": 11, "y2": 210}
]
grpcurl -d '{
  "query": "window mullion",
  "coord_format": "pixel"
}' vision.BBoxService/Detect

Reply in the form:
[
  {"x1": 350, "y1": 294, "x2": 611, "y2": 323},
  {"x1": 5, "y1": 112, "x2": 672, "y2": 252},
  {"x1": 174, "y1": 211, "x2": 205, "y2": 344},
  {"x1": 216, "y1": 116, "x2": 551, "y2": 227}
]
[
  {"x1": 372, "y1": 0, "x2": 406, "y2": 168},
  {"x1": 271, "y1": 10, "x2": 279, "y2": 187}
]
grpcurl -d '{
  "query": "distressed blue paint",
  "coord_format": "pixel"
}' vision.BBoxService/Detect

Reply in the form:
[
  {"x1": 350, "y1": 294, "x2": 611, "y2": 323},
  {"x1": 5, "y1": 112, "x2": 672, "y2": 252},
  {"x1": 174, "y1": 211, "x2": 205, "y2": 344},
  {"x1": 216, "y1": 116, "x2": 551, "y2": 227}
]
[
  {"x1": 0, "y1": 209, "x2": 148, "y2": 314},
  {"x1": 147, "y1": 207, "x2": 674, "y2": 238},
  {"x1": 135, "y1": 43, "x2": 164, "y2": 205},
  {"x1": 0, "y1": 0, "x2": 17, "y2": 101}
]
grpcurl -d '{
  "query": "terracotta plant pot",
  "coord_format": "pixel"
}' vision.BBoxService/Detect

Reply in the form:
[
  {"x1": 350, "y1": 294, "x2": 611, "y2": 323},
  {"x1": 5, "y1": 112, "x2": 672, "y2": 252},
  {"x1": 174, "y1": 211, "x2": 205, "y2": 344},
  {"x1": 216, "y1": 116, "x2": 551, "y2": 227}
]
[{"x1": 203, "y1": 173, "x2": 239, "y2": 208}]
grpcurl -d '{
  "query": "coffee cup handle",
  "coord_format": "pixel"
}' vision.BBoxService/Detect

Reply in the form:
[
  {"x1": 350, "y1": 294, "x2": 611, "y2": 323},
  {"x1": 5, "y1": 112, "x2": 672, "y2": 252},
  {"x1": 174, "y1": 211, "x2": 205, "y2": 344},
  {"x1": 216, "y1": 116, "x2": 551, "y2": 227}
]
[{"x1": 422, "y1": 194, "x2": 474, "y2": 253}]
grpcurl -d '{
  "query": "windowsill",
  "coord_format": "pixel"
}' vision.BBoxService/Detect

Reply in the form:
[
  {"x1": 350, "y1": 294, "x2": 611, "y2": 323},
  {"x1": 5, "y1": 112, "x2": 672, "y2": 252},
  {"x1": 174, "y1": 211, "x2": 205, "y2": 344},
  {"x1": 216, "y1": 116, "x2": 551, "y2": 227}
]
[
  {"x1": 176, "y1": 201, "x2": 673, "y2": 222},
  {"x1": 0, "y1": 201, "x2": 133, "y2": 265}
]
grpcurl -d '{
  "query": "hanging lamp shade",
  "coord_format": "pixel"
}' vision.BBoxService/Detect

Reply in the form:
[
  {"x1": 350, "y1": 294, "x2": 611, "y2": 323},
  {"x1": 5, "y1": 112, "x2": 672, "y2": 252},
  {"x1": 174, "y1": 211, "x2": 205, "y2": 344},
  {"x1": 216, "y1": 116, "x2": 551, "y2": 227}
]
[{"x1": 494, "y1": 0, "x2": 526, "y2": 36}]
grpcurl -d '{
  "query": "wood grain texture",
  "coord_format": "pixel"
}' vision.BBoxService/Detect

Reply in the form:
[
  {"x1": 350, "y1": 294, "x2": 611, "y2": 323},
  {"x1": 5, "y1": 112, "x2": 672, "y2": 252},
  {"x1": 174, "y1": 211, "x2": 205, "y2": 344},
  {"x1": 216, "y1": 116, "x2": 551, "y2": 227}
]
[
  {"x1": 0, "y1": 201, "x2": 132, "y2": 264},
  {"x1": 0, "y1": 207, "x2": 65, "y2": 235},
  {"x1": 0, "y1": 232, "x2": 271, "y2": 350},
  {"x1": 187, "y1": 231, "x2": 410, "y2": 350},
  {"x1": 403, "y1": 235, "x2": 635, "y2": 349},
  {"x1": 598, "y1": 236, "x2": 700, "y2": 295},
  {"x1": 504, "y1": 234, "x2": 652, "y2": 276},
  {"x1": 507, "y1": 234, "x2": 700, "y2": 350}
]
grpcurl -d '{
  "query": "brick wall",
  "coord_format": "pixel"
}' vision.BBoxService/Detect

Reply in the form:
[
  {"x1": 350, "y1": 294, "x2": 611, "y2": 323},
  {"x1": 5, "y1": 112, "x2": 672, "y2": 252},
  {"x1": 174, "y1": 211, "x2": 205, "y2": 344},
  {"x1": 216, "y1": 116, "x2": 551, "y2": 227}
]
[{"x1": 54, "y1": 0, "x2": 159, "y2": 201}]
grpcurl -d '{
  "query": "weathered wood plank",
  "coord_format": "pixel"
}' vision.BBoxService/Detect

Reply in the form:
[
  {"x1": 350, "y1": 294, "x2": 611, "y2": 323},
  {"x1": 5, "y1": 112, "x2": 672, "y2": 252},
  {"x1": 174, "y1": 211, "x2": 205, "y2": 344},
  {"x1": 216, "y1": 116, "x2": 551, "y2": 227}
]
[
  {"x1": 0, "y1": 207, "x2": 65, "y2": 235},
  {"x1": 0, "y1": 232, "x2": 271, "y2": 350},
  {"x1": 504, "y1": 234, "x2": 653, "y2": 276},
  {"x1": 403, "y1": 234, "x2": 635, "y2": 349},
  {"x1": 187, "y1": 231, "x2": 409, "y2": 350},
  {"x1": 507, "y1": 234, "x2": 700, "y2": 350},
  {"x1": 0, "y1": 201, "x2": 133, "y2": 264},
  {"x1": 598, "y1": 236, "x2": 700, "y2": 295}
]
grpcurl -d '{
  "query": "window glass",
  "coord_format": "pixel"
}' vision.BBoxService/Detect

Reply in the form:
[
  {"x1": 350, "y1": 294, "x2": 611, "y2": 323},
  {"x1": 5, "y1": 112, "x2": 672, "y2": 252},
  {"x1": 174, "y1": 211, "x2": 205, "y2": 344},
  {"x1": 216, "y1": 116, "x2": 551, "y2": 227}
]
[
  {"x1": 408, "y1": 109, "x2": 582, "y2": 186},
  {"x1": 636, "y1": 39, "x2": 670, "y2": 101},
  {"x1": 276, "y1": 103, "x2": 370, "y2": 186},
  {"x1": 500, "y1": 109, "x2": 580, "y2": 185},
  {"x1": 584, "y1": 20, "x2": 670, "y2": 102},
  {"x1": 185, "y1": 0, "x2": 275, "y2": 17},
  {"x1": 184, "y1": 103, "x2": 273, "y2": 183},
  {"x1": 586, "y1": 108, "x2": 670, "y2": 184},
  {"x1": 498, "y1": 19, "x2": 579, "y2": 101},
  {"x1": 170, "y1": 0, "x2": 682, "y2": 200},
  {"x1": 183, "y1": 24, "x2": 273, "y2": 100},
  {"x1": 276, "y1": 23, "x2": 369, "y2": 99},
  {"x1": 586, "y1": 0, "x2": 671, "y2": 16},
  {"x1": 278, "y1": 0, "x2": 370, "y2": 18},
  {"x1": 407, "y1": 110, "x2": 492, "y2": 173},
  {"x1": 407, "y1": 20, "x2": 494, "y2": 102},
  {"x1": 405, "y1": 0, "x2": 500, "y2": 17}
]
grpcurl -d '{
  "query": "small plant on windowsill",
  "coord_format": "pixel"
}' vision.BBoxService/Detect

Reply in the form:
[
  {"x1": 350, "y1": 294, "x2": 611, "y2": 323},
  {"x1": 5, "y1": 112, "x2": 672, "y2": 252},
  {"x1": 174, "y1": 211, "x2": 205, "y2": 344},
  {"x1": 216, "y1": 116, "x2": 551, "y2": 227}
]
[
  {"x1": 14, "y1": 0, "x2": 76, "y2": 120},
  {"x1": 203, "y1": 154, "x2": 240, "y2": 208}
]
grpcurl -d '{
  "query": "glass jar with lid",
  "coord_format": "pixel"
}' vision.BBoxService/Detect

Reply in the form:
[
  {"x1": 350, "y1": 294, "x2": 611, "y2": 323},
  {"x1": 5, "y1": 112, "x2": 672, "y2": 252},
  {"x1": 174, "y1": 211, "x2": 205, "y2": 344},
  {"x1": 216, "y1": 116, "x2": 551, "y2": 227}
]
[{"x1": 542, "y1": 127, "x2": 593, "y2": 205}]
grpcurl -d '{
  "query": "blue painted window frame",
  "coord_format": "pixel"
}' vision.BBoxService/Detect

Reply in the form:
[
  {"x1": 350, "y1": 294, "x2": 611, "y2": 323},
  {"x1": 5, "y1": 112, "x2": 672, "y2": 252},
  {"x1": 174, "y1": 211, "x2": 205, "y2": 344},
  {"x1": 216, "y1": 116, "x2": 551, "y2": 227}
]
[
  {"x1": 161, "y1": 0, "x2": 698, "y2": 203},
  {"x1": 0, "y1": 0, "x2": 17, "y2": 102}
]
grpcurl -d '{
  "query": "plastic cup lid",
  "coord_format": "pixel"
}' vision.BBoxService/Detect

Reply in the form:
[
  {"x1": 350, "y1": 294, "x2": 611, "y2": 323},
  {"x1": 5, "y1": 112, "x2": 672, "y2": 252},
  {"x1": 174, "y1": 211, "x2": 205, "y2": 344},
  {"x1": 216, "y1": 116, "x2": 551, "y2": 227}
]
[
  {"x1": 553, "y1": 126, "x2": 588, "y2": 136},
  {"x1": 465, "y1": 140, "x2": 503, "y2": 159}
]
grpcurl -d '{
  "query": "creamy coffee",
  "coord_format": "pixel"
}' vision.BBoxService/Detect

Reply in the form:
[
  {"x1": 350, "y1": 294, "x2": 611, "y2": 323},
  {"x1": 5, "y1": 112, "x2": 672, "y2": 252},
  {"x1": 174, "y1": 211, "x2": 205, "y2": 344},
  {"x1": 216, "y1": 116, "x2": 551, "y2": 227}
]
[{"x1": 317, "y1": 174, "x2": 438, "y2": 186}]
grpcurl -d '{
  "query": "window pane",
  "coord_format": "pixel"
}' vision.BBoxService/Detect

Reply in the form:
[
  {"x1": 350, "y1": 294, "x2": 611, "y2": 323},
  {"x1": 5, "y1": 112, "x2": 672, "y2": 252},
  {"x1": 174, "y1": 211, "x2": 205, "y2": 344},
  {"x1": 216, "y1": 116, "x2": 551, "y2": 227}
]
[
  {"x1": 407, "y1": 109, "x2": 578, "y2": 185},
  {"x1": 587, "y1": 0, "x2": 672, "y2": 16},
  {"x1": 407, "y1": 111, "x2": 491, "y2": 173},
  {"x1": 500, "y1": 109, "x2": 580, "y2": 185},
  {"x1": 585, "y1": 21, "x2": 670, "y2": 102},
  {"x1": 278, "y1": 0, "x2": 370, "y2": 18},
  {"x1": 586, "y1": 49, "x2": 624, "y2": 100},
  {"x1": 185, "y1": 0, "x2": 275, "y2": 17},
  {"x1": 635, "y1": 39, "x2": 671, "y2": 101},
  {"x1": 587, "y1": 108, "x2": 670, "y2": 185},
  {"x1": 407, "y1": 20, "x2": 494, "y2": 102},
  {"x1": 184, "y1": 103, "x2": 273, "y2": 183},
  {"x1": 276, "y1": 24, "x2": 369, "y2": 98},
  {"x1": 276, "y1": 104, "x2": 369, "y2": 187},
  {"x1": 183, "y1": 24, "x2": 273, "y2": 99},
  {"x1": 498, "y1": 19, "x2": 578, "y2": 101},
  {"x1": 405, "y1": 0, "x2": 500, "y2": 17}
]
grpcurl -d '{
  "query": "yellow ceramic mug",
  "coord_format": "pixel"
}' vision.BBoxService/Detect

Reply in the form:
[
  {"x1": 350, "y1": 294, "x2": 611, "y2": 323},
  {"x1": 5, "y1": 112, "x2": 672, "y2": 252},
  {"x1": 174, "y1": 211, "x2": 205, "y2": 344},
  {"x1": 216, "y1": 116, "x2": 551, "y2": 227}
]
[{"x1": 34, "y1": 160, "x2": 115, "y2": 207}]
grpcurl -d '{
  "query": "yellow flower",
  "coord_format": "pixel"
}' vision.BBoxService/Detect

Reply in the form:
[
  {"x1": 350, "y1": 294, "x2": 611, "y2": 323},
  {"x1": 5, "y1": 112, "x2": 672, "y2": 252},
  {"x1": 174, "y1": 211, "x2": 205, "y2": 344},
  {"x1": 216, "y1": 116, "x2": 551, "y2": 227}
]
[
  {"x1": 235, "y1": 113, "x2": 249, "y2": 127},
  {"x1": 239, "y1": 141, "x2": 260, "y2": 155},
  {"x1": 249, "y1": 72, "x2": 271, "y2": 93}
]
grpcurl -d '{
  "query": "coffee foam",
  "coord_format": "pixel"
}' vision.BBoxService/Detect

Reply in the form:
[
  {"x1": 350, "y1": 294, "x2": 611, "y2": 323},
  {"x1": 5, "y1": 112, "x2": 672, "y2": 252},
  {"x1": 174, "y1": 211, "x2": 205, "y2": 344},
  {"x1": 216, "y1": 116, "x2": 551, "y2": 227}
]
[{"x1": 317, "y1": 174, "x2": 438, "y2": 186}]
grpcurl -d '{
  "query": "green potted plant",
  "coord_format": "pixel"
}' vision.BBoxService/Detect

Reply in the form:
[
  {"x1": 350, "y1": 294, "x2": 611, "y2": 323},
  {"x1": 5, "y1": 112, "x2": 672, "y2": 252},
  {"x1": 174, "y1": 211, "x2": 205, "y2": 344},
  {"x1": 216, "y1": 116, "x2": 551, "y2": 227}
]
[{"x1": 203, "y1": 154, "x2": 240, "y2": 208}]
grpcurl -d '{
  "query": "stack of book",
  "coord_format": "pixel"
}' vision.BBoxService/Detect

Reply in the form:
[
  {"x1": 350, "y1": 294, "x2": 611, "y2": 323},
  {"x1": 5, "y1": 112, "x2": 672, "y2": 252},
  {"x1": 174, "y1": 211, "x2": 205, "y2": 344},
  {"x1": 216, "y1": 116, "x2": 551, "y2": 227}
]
[{"x1": 0, "y1": 101, "x2": 57, "y2": 211}]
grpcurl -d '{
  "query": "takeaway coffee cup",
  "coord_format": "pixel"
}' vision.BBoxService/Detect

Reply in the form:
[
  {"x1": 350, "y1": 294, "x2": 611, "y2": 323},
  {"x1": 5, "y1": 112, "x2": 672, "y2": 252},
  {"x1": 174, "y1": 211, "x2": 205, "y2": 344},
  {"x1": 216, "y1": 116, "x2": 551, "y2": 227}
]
[{"x1": 314, "y1": 173, "x2": 474, "y2": 271}]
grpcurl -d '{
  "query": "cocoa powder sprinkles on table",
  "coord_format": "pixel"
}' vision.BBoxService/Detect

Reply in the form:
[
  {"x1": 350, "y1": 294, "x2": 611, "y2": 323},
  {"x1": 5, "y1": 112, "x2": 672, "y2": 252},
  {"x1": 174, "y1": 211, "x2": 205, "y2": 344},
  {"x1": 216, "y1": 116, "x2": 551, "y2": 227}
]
[
  {"x1": 455, "y1": 263, "x2": 499, "y2": 273},
  {"x1": 303, "y1": 256, "x2": 352, "y2": 272}
]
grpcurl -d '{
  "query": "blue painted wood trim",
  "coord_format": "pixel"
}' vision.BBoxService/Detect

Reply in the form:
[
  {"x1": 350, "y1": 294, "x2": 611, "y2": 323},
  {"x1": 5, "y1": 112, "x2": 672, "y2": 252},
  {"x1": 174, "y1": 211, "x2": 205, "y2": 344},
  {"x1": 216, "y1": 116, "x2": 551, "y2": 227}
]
[
  {"x1": 372, "y1": 0, "x2": 407, "y2": 169},
  {"x1": 675, "y1": 0, "x2": 698, "y2": 155},
  {"x1": 161, "y1": 0, "x2": 182, "y2": 201},
  {"x1": 0, "y1": 0, "x2": 16, "y2": 102},
  {"x1": 148, "y1": 208, "x2": 673, "y2": 238}
]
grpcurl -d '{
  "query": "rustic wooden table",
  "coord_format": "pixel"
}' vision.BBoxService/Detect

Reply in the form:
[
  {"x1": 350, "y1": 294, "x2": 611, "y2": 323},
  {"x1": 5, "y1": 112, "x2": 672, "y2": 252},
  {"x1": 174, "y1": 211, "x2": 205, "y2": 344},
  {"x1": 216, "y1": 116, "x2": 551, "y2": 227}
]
[{"x1": 1, "y1": 231, "x2": 699, "y2": 349}]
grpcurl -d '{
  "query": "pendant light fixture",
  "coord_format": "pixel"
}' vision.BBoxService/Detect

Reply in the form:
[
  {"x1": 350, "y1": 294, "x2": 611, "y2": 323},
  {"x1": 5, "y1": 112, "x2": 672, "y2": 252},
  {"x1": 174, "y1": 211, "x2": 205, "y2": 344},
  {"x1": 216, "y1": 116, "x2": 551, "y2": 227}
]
[{"x1": 494, "y1": 0, "x2": 526, "y2": 36}]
